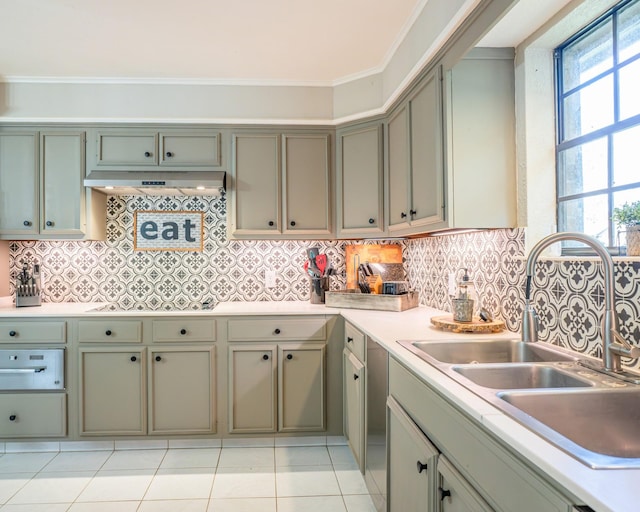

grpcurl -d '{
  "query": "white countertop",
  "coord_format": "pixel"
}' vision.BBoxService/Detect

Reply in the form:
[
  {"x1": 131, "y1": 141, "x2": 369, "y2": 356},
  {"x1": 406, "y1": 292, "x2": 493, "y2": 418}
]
[{"x1": 0, "y1": 299, "x2": 633, "y2": 510}]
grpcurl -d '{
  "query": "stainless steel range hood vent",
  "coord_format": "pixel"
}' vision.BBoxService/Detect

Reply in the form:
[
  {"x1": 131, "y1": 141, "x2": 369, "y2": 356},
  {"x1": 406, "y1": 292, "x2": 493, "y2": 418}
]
[{"x1": 84, "y1": 170, "x2": 226, "y2": 196}]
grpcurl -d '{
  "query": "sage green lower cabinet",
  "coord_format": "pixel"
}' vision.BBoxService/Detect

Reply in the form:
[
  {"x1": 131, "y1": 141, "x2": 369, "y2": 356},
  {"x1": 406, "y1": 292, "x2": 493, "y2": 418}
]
[
  {"x1": 148, "y1": 346, "x2": 216, "y2": 434},
  {"x1": 80, "y1": 345, "x2": 216, "y2": 436},
  {"x1": 0, "y1": 393, "x2": 66, "y2": 438},
  {"x1": 389, "y1": 356, "x2": 581, "y2": 512},
  {"x1": 228, "y1": 343, "x2": 325, "y2": 433},
  {"x1": 79, "y1": 347, "x2": 146, "y2": 435},
  {"x1": 343, "y1": 349, "x2": 365, "y2": 470},
  {"x1": 438, "y1": 456, "x2": 493, "y2": 512},
  {"x1": 387, "y1": 396, "x2": 438, "y2": 512}
]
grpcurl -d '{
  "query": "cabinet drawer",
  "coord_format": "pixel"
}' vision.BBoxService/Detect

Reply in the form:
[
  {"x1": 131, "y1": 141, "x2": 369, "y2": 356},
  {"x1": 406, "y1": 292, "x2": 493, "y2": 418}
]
[
  {"x1": 344, "y1": 322, "x2": 365, "y2": 361},
  {"x1": 0, "y1": 393, "x2": 66, "y2": 437},
  {"x1": 152, "y1": 319, "x2": 216, "y2": 342},
  {"x1": 78, "y1": 320, "x2": 142, "y2": 343},
  {"x1": 0, "y1": 321, "x2": 67, "y2": 343},
  {"x1": 228, "y1": 318, "x2": 326, "y2": 341}
]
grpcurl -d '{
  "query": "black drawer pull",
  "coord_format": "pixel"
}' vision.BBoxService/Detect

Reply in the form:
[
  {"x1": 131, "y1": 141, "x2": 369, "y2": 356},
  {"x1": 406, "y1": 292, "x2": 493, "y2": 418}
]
[
  {"x1": 23, "y1": 220, "x2": 32, "y2": 227},
  {"x1": 268, "y1": 221, "x2": 274, "y2": 226},
  {"x1": 346, "y1": 337, "x2": 353, "y2": 343},
  {"x1": 290, "y1": 221, "x2": 296, "y2": 227},
  {"x1": 439, "y1": 488, "x2": 451, "y2": 501},
  {"x1": 9, "y1": 414, "x2": 17, "y2": 421},
  {"x1": 400, "y1": 212, "x2": 407, "y2": 218},
  {"x1": 130, "y1": 356, "x2": 137, "y2": 362},
  {"x1": 144, "y1": 151, "x2": 152, "y2": 157},
  {"x1": 368, "y1": 218, "x2": 375, "y2": 224},
  {"x1": 263, "y1": 354, "x2": 269, "y2": 361},
  {"x1": 410, "y1": 209, "x2": 417, "y2": 216},
  {"x1": 166, "y1": 151, "x2": 174, "y2": 158},
  {"x1": 180, "y1": 328, "x2": 187, "y2": 335},
  {"x1": 155, "y1": 355, "x2": 162, "y2": 362},
  {"x1": 274, "y1": 328, "x2": 281, "y2": 335},
  {"x1": 286, "y1": 354, "x2": 293, "y2": 360},
  {"x1": 46, "y1": 220, "x2": 54, "y2": 227},
  {"x1": 417, "y1": 461, "x2": 428, "y2": 473},
  {"x1": 105, "y1": 330, "x2": 112, "y2": 336},
  {"x1": 9, "y1": 330, "x2": 16, "y2": 337},
  {"x1": 353, "y1": 374, "x2": 359, "y2": 380}
]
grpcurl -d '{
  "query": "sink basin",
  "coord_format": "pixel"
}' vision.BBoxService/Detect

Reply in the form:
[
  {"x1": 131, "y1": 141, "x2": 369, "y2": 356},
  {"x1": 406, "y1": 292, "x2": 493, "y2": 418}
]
[
  {"x1": 453, "y1": 364, "x2": 593, "y2": 389},
  {"x1": 402, "y1": 340, "x2": 577, "y2": 365},
  {"x1": 500, "y1": 389, "x2": 640, "y2": 463}
]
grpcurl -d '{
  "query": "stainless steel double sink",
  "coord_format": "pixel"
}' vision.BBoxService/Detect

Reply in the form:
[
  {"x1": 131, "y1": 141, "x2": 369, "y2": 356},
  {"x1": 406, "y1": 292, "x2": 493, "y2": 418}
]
[{"x1": 399, "y1": 338, "x2": 640, "y2": 469}]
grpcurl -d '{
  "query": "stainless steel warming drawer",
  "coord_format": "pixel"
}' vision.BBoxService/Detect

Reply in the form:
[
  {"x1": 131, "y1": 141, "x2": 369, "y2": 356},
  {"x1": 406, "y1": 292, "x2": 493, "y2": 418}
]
[{"x1": 0, "y1": 348, "x2": 65, "y2": 390}]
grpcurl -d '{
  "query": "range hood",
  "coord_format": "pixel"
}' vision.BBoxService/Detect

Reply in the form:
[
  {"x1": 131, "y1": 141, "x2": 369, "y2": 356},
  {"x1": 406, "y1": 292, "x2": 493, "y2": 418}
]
[{"x1": 84, "y1": 170, "x2": 226, "y2": 196}]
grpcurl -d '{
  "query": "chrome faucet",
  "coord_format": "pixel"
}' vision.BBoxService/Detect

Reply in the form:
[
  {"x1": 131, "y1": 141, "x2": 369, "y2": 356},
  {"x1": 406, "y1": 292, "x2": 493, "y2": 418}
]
[{"x1": 521, "y1": 231, "x2": 640, "y2": 373}]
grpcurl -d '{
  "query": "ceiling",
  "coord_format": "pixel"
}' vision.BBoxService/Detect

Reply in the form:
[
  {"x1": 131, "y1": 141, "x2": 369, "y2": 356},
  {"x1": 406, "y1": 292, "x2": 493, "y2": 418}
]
[{"x1": 0, "y1": 0, "x2": 573, "y2": 85}]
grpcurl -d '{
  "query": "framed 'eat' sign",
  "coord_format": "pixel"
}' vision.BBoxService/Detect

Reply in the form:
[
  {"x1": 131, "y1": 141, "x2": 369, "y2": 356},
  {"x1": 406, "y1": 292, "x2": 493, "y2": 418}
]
[{"x1": 134, "y1": 211, "x2": 204, "y2": 251}]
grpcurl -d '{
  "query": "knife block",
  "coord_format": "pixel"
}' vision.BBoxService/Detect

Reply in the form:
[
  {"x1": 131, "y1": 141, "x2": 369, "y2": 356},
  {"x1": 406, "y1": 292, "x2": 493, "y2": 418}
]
[{"x1": 15, "y1": 264, "x2": 42, "y2": 308}]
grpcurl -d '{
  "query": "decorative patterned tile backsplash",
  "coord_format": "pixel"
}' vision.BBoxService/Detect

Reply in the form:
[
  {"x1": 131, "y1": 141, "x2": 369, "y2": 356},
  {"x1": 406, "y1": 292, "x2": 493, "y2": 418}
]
[{"x1": 8, "y1": 195, "x2": 640, "y2": 366}]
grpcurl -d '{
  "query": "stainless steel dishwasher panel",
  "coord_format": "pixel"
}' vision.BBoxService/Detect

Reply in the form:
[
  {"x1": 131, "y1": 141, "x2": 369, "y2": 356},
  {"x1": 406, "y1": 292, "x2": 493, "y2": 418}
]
[
  {"x1": 0, "y1": 349, "x2": 65, "y2": 390},
  {"x1": 366, "y1": 338, "x2": 388, "y2": 512}
]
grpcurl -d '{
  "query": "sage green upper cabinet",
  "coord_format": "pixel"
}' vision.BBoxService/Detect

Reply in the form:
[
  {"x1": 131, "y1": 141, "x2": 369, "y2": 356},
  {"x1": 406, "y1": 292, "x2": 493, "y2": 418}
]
[
  {"x1": 229, "y1": 133, "x2": 281, "y2": 236},
  {"x1": 442, "y1": 48, "x2": 516, "y2": 229},
  {"x1": 90, "y1": 128, "x2": 221, "y2": 170},
  {"x1": 387, "y1": 66, "x2": 444, "y2": 236},
  {"x1": 0, "y1": 131, "x2": 38, "y2": 237},
  {"x1": 336, "y1": 122, "x2": 385, "y2": 238},
  {"x1": 229, "y1": 131, "x2": 333, "y2": 239},
  {"x1": 0, "y1": 129, "x2": 106, "y2": 240}
]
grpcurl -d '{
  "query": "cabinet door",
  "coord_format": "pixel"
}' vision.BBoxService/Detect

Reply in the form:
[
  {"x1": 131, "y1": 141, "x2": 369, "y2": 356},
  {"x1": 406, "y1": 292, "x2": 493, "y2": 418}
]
[
  {"x1": 283, "y1": 134, "x2": 332, "y2": 236},
  {"x1": 0, "y1": 132, "x2": 38, "y2": 235},
  {"x1": 279, "y1": 343, "x2": 325, "y2": 431},
  {"x1": 79, "y1": 348, "x2": 146, "y2": 435},
  {"x1": 230, "y1": 134, "x2": 280, "y2": 236},
  {"x1": 160, "y1": 132, "x2": 221, "y2": 166},
  {"x1": 149, "y1": 346, "x2": 216, "y2": 434},
  {"x1": 387, "y1": 396, "x2": 438, "y2": 512},
  {"x1": 41, "y1": 131, "x2": 85, "y2": 235},
  {"x1": 96, "y1": 130, "x2": 158, "y2": 166},
  {"x1": 438, "y1": 456, "x2": 494, "y2": 512},
  {"x1": 387, "y1": 106, "x2": 411, "y2": 232},
  {"x1": 409, "y1": 66, "x2": 444, "y2": 228},
  {"x1": 337, "y1": 123, "x2": 384, "y2": 237},
  {"x1": 344, "y1": 349, "x2": 365, "y2": 471},
  {"x1": 228, "y1": 344, "x2": 277, "y2": 433}
]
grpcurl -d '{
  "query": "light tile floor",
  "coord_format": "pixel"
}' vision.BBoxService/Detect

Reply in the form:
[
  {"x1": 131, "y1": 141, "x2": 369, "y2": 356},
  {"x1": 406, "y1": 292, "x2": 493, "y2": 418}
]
[{"x1": 0, "y1": 444, "x2": 376, "y2": 511}]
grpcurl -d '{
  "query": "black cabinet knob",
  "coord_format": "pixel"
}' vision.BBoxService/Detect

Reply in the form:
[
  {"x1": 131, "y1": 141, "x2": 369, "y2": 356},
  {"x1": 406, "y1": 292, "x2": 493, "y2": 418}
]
[
  {"x1": 417, "y1": 461, "x2": 428, "y2": 473},
  {"x1": 410, "y1": 209, "x2": 417, "y2": 216},
  {"x1": 180, "y1": 328, "x2": 187, "y2": 335},
  {"x1": 166, "y1": 151, "x2": 173, "y2": 158},
  {"x1": 144, "y1": 151, "x2": 151, "y2": 157},
  {"x1": 130, "y1": 356, "x2": 137, "y2": 362},
  {"x1": 274, "y1": 328, "x2": 281, "y2": 335},
  {"x1": 400, "y1": 212, "x2": 407, "y2": 218},
  {"x1": 9, "y1": 330, "x2": 16, "y2": 337},
  {"x1": 23, "y1": 220, "x2": 32, "y2": 227},
  {"x1": 290, "y1": 221, "x2": 296, "y2": 227},
  {"x1": 346, "y1": 337, "x2": 353, "y2": 343},
  {"x1": 9, "y1": 415, "x2": 16, "y2": 421},
  {"x1": 155, "y1": 355, "x2": 162, "y2": 362},
  {"x1": 46, "y1": 221, "x2": 54, "y2": 227},
  {"x1": 353, "y1": 374, "x2": 359, "y2": 380},
  {"x1": 439, "y1": 488, "x2": 451, "y2": 501},
  {"x1": 262, "y1": 354, "x2": 269, "y2": 360},
  {"x1": 268, "y1": 221, "x2": 274, "y2": 227},
  {"x1": 286, "y1": 353, "x2": 293, "y2": 360},
  {"x1": 105, "y1": 330, "x2": 112, "y2": 336},
  {"x1": 368, "y1": 218, "x2": 375, "y2": 224}
]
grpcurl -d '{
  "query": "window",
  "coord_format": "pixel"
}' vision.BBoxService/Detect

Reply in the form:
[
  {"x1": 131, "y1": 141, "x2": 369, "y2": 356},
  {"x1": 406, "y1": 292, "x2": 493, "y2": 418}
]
[{"x1": 555, "y1": 0, "x2": 640, "y2": 254}]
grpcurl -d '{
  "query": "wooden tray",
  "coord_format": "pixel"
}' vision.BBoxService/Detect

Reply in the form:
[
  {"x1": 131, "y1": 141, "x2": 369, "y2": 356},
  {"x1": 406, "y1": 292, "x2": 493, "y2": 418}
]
[
  {"x1": 325, "y1": 290, "x2": 418, "y2": 312},
  {"x1": 430, "y1": 315, "x2": 505, "y2": 333}
]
